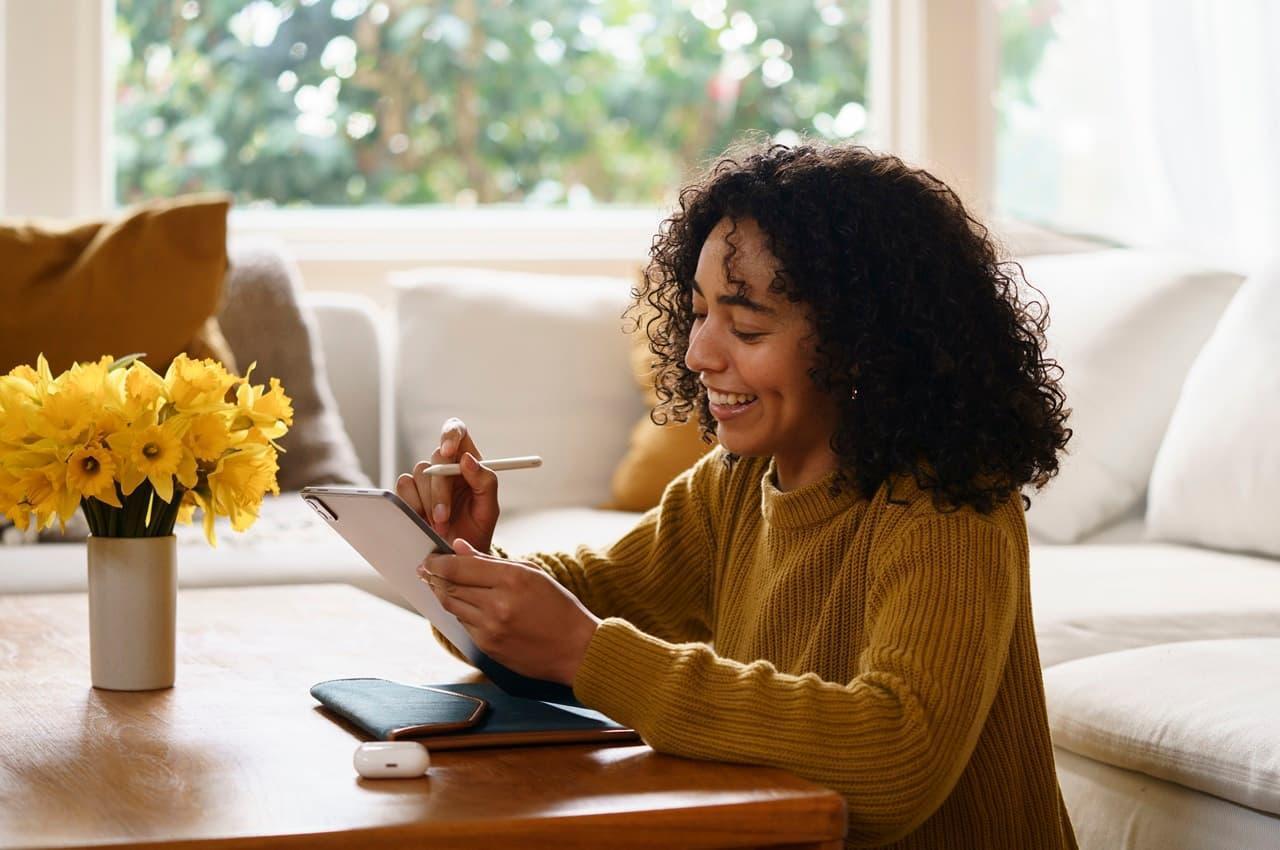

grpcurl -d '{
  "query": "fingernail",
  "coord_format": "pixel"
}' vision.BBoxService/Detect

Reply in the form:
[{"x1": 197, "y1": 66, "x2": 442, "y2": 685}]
[
  {"x1": 433, "y1": 503, "x2": 448, "y2": 523},
  {"x1": 442, "y1": 438, "x2": 458, "y2": 457},
  {"x1": 463, "y1": 453, "x2": 476, "y2": 469}
]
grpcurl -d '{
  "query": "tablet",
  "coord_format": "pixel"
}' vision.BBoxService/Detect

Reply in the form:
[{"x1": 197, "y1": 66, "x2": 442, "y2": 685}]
[{"x1": 299, "y1": 486, "x2": 577, "y2": 704}]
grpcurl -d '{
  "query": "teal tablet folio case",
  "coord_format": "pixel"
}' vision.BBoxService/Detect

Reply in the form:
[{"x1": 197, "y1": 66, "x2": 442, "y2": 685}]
[{"x1": 311, "y1": 678, "x2": 640, "y2": 750}]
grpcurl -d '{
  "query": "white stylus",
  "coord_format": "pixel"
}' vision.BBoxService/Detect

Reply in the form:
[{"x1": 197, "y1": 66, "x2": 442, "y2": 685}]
[{"x1": 421, "y1": 455, "x2": 543, "y2": 477}]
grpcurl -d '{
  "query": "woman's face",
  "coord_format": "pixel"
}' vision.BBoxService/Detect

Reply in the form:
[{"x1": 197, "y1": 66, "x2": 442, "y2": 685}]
[{"x1": 684, "y1": 217, "x2": 841, "y2": 490}]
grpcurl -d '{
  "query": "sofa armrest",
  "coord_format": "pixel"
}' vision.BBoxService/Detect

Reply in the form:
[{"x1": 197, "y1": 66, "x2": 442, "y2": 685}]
[{"x1": 303, "y1": 293, "x2": 395, "y2": 488}]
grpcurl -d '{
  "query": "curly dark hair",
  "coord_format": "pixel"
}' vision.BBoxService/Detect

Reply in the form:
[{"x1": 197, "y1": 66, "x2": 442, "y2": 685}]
[{"x1": 628, "y1": 137, "x2": 1072, "y2": 514}]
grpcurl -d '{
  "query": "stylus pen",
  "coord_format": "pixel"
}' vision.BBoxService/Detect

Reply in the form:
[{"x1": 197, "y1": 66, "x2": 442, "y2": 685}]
[{"x1": 421, "y1": 455, "x2": 543, "y2": 477}]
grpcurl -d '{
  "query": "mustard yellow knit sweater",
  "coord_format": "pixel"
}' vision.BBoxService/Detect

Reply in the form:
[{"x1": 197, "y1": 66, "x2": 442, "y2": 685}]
[{"x1": 511, "y1": 449, "x2": 1077, "y2": 849}]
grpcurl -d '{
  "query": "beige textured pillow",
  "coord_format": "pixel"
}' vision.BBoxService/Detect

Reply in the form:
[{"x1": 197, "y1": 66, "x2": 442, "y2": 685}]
[{"x1": 217, "y1": 241, "x2": 370, "y2": 491}]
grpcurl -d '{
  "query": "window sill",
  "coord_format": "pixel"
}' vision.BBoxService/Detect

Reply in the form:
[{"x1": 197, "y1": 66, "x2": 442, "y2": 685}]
[{"x1": 228, "y1": 206, "x2": 664, "y2": 305}]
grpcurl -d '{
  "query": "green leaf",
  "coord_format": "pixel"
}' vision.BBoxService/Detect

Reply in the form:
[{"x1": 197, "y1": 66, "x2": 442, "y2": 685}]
[{"x1": 109, "y1": 353, "x2": 147, "y2": 371}]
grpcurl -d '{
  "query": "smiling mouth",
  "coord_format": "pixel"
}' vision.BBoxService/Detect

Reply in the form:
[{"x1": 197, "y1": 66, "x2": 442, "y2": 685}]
[
  {"x1": 706, "y1": 389, "x2": 758, "y2": 406},
  {"x1": 707, "y1": 391, "x2": 759, "y2": 421}
]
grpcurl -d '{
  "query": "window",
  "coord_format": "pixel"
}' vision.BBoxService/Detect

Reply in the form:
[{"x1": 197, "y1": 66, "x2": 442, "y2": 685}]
[
  {"x1": 993, "y1": 0, "x2": 1066, "y2": 226},
  {"x1": 995, "y1": 0, "x2": 1154, "y2": 238},
  {"x1": 115, "y1": 0, "x2": 874, "y2": 209},
  {"x1": 994, "y1": 0, "x2": 1176, "y2": 245},
  {"x1": 996, "y1": 0, "x2": 1279, "y2": 264}
]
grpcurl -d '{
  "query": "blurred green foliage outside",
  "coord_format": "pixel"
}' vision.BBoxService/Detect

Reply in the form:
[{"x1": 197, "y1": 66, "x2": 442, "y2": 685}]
[{"x1": 115, "y1": 0, "x2": 873, "y2": 208}]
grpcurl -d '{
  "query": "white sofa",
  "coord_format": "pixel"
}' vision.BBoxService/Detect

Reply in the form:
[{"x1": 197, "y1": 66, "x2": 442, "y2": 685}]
[{"x1": 5, "y1": 241, "x2": 1277, "y2": 849}]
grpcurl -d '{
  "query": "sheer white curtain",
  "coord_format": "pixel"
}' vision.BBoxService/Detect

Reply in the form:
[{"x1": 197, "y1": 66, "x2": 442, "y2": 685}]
[{"x1": 997, "y1": 0, "x2": 1280, "y2": 272}]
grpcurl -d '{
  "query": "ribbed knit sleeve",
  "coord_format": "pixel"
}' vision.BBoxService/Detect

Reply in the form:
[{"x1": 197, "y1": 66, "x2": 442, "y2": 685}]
[
  {"x1": 571, "y1": 515, "x2": 1020, "y2": 846},
  {"x1": 517, "y1": 465, "x2": 716, "y2": 644}
]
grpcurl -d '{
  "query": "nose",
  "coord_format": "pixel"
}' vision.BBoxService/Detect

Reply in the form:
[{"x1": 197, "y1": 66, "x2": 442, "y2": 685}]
[{"x1": 684, "y1": 316, "x2": 727, "y2": 375}]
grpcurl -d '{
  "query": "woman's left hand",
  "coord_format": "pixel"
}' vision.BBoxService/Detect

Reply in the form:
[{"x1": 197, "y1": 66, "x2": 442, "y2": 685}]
[{"x1": 419, "y1": 539, "x2": 601, "y2": 687}]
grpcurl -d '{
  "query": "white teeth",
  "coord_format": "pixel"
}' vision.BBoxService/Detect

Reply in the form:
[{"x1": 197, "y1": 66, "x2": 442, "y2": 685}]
[{"x1": 708, "y1": 390, "x2": 758, "y2": 406}]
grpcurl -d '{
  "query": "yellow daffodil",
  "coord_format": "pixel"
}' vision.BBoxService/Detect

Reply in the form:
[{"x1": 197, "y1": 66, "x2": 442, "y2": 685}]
[
  {"x1": 176, "y1": 488, "x2": 198, "y2": 526},
  {"x1": 1, "y1": 354, "x2": 54, "y2": 403},
  {"x1": 107, "y1": 416, "x2": 196, "y2": 504},
  {"x1": 0, "y1": 358, "x2": 51, "y2": 444},
  {"x1": 17, "y1": 356, "x2": 109, "y2": 453},
  {"x1": 165, "y1": 354, "x2": 238, "y2": 412},
  {"x1": 206, "y1": 442, "x2": 279, "y2": 535},
  {"x1": 66, "y1": 445, "x2": 122, "y2": 508},
  {"x1": 181, "y1": 411, "x2": 233, "y2": 461},
  {"x1": 120, "y1": 359, "x2": 168, "y2": 419},
  {"x1": 0, "y1": 465, "x2": 23, "y2": 526},
  {"x1": 180, "y1": 487, "x2": 217, "y2": 545},
  {"x1": 0, "y1": 394, "x2": 34, "y2": 446},
  {"x1": 91, "y1": 406, "x2": 130, "y2": 446},
  {"x1": 233, "y1": 366, "x2": 294, "y2": 442},
  {"x1": 8, "y1": 459, "x2": 78, "y2": 531},
  {"x1": 32, "y1": 384, "x2": 96, "y2": 451},
  {"x1": 57, "y1": 355, "x2": 114, "y2": 398},
  {"x1": 3, "y1": 466, "x2": 50, "y2": 531}
]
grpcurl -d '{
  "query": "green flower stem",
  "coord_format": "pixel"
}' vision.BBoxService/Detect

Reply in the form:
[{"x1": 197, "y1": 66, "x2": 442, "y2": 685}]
[
  {"x1": 83, "y1": 479, "x2": 188, "y2": 537},
  {"x1": 122, "y1": 481, "x2": 148, "y2": 537},
  {"x1": 151, "y1": 489, "x2": 183, "y2": 537},
  {"x1": 80, "y1": 497, "x2": 99, "y2": 537}
]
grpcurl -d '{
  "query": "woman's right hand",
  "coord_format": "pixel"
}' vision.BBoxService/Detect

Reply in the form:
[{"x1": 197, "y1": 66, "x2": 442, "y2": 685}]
[{"x1": 395, "y1": 417, "x2": 500, "y2": 554}]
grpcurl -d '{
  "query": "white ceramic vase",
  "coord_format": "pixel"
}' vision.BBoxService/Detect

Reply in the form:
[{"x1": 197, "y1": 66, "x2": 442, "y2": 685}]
[{"x1": 86, "y1": 535, "x2": 177, "y2": 691}]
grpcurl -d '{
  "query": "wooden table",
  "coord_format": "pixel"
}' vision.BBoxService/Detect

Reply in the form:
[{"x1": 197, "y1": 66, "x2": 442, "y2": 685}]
[{"x1": 0, "y1": 584, "x2": 846, "y2": 849}]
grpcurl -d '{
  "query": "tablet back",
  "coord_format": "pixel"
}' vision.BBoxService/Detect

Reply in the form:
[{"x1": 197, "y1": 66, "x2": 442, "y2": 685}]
[{"x1": 299, "y1": 487, "x2": 578, "y2": 704}]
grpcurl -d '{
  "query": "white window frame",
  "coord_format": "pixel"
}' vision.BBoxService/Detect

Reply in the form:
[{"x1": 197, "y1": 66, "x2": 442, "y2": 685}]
[
  {"x1": 1, "y1": 0, "x2": 114, "y2": 221},
  {"x1": 1, "y1": 0, "x2": 994, "y2": 297}
]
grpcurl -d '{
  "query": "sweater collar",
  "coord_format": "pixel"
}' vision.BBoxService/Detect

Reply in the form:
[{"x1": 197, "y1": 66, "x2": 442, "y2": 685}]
[{"x1": 760, "y1": 457, "x2": 865, "y2": 529}]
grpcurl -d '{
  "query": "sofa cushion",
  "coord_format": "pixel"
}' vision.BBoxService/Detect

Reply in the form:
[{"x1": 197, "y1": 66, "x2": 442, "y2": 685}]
[
  {"x1": 218, "y1": 240, "x2": 370, "y2": 491},
  {"x1": 1054, "y1": 747, "x2": 1280, "y2": 850},
  {"x1": 1146, "y1": 264, "x2": 1280, "y2": 558},
  {"x1": 392, "y1": 267, "x2": 646, "y2": 514},
  {"x1": 1044, "y1": 639, "x2": 1280, "y2": 816},
  {"x1": 1029, "y1": 542, "x2": 1280, "y2": 668},
  {"x1": 1017, "y1": 250, "x2": 1243, "y2": 543}
]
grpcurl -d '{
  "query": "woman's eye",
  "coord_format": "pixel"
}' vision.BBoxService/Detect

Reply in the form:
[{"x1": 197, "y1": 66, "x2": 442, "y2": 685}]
[{"x1": 689, "y1": 311, "x2": 761, "y2": 341}]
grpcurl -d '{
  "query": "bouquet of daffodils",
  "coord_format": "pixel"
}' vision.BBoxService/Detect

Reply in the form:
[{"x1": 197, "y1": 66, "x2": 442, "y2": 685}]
[{"x1": 0, "y1": 353, "x2": 292, "y2": 545}]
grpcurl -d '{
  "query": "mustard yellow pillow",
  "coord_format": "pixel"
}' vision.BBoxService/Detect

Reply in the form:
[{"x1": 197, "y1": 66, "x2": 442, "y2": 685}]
[
  {"x1": 605, "y1": 330, "x2": 716, "y2": 512},
  {"x1": 0, "y1": 193, "x2": 235, "y2": 375}
]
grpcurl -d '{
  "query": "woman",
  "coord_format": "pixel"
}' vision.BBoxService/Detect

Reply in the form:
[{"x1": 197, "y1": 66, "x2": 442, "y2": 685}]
[{"x1": 396, "y1": 140, "x2": 1077, "y2": 849}]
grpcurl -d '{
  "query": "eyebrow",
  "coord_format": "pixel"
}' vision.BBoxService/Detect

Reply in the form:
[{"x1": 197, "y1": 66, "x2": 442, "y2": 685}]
[{"x1": 691, "y1": 279, "x2": 777, "y2": 316}]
